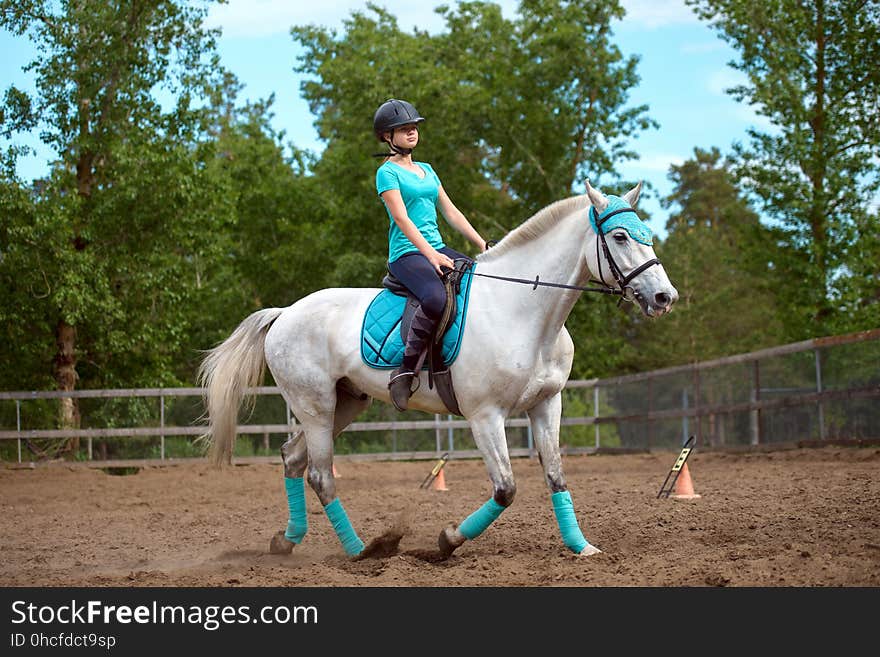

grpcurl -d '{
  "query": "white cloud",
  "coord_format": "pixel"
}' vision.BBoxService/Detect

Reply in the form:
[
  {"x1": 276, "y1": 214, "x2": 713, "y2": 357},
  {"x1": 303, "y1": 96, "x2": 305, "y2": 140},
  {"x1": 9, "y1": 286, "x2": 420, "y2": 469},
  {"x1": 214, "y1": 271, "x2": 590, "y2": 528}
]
[
  {"x1": 206, "y1": 0, "x2": 519, "y2": 38},
  {"x1": 619, "y1": 0, "x2": 700, "y2": 28}
]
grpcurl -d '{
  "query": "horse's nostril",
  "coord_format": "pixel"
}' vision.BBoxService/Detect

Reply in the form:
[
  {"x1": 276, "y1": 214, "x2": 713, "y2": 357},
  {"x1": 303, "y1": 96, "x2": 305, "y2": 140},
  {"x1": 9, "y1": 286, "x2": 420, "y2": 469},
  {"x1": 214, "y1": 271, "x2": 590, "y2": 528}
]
[{"x1": 655, "y1": 292, "x2": 671, "y2": 308}]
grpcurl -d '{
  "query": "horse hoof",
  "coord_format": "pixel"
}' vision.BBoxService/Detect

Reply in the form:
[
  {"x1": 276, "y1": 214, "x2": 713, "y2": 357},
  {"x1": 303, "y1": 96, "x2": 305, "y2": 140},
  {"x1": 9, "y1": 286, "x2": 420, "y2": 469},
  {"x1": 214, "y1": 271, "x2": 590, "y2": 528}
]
[
  {"x1": 356, "y1": 529, "x2": 405, "y2": 560},
  {"x1": 578, "y1": 544, "x2": 602, "y2": 557},
  {"x1": 269, "y1": 531, "x2": 295, "y2": 555},
  {"x1": 438, "y1": 525, "x2": 465, "y2": 558}
]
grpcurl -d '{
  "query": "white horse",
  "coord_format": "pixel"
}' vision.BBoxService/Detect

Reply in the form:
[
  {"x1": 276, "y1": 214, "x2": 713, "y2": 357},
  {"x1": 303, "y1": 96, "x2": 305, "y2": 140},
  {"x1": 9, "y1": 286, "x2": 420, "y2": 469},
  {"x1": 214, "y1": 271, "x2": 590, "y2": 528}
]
[{"x1": 198, "y1": 180, "x2": 678, "y2": 559}]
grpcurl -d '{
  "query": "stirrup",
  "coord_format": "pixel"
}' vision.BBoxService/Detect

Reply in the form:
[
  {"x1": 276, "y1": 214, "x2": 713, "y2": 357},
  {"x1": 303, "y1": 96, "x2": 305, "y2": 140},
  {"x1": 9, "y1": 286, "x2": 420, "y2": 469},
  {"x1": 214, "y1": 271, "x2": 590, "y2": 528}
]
[{"x1": 388, "y1": 369, "x2": 420, "y2": 412}]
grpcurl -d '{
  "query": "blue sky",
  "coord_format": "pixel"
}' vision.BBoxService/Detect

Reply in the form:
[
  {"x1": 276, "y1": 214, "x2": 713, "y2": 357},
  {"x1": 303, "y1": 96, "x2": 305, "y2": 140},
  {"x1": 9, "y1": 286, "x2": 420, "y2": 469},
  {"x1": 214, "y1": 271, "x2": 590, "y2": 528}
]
[{"x1": 1, "y1": 0, "x2": 768, "y2": 238}]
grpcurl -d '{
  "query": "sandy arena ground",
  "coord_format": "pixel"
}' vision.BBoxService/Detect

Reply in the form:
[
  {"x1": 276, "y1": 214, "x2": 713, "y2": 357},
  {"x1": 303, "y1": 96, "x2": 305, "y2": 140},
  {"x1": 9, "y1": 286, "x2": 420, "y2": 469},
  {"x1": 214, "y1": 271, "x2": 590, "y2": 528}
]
[{"x1": 1, "y1": 447, "x2": 878, "y2": 587}]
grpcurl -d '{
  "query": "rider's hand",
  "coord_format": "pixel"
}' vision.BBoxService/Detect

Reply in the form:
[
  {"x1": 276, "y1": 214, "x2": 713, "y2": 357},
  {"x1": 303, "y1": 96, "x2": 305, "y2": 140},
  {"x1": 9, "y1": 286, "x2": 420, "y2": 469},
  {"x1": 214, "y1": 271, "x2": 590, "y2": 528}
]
[{"x1": 427, "y1": 250, "x2": 455, "y2": 275}]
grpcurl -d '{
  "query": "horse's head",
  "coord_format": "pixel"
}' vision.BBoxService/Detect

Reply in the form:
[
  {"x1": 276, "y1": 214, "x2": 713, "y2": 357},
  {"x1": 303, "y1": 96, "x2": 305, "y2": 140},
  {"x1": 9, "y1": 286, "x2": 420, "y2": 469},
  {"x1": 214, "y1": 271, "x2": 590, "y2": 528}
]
[{"x1": 584, "y1": 180, "x2": 678, "y2": 317}]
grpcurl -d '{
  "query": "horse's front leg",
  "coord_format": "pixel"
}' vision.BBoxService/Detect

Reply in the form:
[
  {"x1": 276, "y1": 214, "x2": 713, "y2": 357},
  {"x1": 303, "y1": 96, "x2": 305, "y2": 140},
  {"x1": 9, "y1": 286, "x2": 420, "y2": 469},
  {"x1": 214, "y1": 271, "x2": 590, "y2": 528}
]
[
  {"x1": 527, "y1": 392, "x2": 601, "y2": 556},
  {"x1": 439, "y1": 409, "x2": 516, "y2": 557}
]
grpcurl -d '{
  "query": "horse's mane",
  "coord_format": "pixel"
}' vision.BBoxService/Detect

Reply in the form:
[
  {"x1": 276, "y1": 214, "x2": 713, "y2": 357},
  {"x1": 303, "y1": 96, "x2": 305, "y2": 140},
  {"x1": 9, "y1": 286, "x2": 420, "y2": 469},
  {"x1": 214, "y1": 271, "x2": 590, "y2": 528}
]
[{"x1": 476, "y1": 195, "x2": 590, "y2": 263}]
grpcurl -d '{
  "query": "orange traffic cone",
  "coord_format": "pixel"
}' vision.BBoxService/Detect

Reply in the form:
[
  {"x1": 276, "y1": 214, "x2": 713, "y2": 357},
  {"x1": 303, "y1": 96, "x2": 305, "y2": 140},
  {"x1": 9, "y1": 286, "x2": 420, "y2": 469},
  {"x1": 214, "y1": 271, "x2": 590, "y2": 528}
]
[
  {"x1": 670, "y1": 462, "x2": 700, "y2": 500},
  {"x1": 431, "y1": 466, "x2": 449, "y2": 491}
]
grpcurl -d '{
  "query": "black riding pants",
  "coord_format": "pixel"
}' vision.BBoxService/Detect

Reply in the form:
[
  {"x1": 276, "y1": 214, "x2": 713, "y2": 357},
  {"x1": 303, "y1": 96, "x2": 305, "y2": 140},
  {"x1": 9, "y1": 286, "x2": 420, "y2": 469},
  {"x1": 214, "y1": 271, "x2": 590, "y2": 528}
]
[
  {"x1": 386, "y1": 246, "x2": 467, "y2": 320},
  {"x1": 387, "y1": 246, "x2": 467, "y2": 371}
]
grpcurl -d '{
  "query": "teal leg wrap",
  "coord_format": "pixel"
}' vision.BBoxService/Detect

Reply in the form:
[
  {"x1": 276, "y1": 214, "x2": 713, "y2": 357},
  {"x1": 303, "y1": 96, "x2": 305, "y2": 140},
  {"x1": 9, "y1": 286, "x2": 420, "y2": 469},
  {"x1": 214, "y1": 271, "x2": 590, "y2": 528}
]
[
  {"x1": 458, "y1": 498, "x2": 506, "y2": 540},
  {"x1": 324, "y1": 498, "x2": 364, "y2": 556},
  {"x1": 283, "y1": 477, "x2": 308, "y2": 544},
  {"x1": 552, "y1": 490, "x2": 589, "y2": 553}
]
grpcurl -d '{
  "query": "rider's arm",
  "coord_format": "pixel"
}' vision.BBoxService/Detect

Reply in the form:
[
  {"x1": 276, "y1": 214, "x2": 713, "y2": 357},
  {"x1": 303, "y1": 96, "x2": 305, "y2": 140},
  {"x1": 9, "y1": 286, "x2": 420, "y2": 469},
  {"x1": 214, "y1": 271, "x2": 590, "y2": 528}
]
[
  {"x1": 437, "y1": 185, "x2": 486, "y2": 252},
  {"x1": 381, "y1": 189, "x2": 454, "y2": 273}
]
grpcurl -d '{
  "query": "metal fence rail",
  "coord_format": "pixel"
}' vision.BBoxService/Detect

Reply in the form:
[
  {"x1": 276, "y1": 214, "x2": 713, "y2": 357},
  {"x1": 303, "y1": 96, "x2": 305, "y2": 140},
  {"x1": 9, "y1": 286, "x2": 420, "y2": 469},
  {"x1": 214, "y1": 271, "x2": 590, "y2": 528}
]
[
  {"x1": 576, "y1": 328, "x2": 880, "y2": 450},
  {"x1": 2, "y1": 329, "x2": 878, "y2": 463}
]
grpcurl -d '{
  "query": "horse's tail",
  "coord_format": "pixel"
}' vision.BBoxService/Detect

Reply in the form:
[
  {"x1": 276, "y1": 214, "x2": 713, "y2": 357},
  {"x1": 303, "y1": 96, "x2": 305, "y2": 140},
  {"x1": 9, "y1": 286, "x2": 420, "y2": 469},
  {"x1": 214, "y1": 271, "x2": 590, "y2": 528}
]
[{"x1": 197, "y1": 308, "x2": 284, "y2": 466}]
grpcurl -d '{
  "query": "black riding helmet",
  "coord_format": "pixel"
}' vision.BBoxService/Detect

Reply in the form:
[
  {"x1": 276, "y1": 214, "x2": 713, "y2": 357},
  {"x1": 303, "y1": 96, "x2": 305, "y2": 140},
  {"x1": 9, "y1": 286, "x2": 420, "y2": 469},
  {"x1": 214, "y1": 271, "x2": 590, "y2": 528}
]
[
  {"x1": 373, "y1": 99, "x2": 425, "y2": 138},
  {"x1": 372, "y1": 99, "x2": 425, "y2": 156}
]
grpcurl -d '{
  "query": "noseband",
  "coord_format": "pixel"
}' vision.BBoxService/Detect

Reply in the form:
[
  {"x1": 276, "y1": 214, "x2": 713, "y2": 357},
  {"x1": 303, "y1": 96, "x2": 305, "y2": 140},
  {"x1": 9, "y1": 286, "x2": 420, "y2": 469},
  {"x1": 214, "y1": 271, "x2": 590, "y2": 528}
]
[{"x1": 590, "y1": 206, "x2": 661, "y2": 303}]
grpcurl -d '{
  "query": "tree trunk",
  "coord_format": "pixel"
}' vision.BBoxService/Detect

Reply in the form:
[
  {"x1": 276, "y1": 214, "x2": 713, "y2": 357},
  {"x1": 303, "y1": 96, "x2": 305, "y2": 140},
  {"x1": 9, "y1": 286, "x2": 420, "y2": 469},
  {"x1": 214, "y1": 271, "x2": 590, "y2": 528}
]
[
  {"x1": 809, "y1": 0, "x2": 830, "y2": 322},
  {"x1": 57, "y1": 36, "x2": 94, "y2": 450},
  {"x1": 54, "y1": 319, "x2": 80, "y2": 438}
]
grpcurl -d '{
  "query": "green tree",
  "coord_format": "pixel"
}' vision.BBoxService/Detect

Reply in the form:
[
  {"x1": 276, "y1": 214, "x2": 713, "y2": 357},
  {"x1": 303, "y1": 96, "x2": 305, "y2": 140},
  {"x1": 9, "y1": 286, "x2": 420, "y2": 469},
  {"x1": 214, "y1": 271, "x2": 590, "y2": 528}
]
[
  {"x1": 195, "y1": 74, "x2": 332, "y2": 348},
  {"x1": 833, "y1": 206, "x2": 880, "y2": 332},
  {"x1": 686, "y1": 0, "x2": 880, "y2": 336},
  {"x1": 629, "y1": 147, "x2": 785, "y2": 369},
  {"x1": 292, "y1": 5, "x2": 451, "y2": 286},
  {"x1": 438, "y1": 0, "x2": 656, "y2": 213},
  {"x1": 0, "y1": 0, "x2": 230, "y2": 433},
  {"x1": 0, "y1": 179, "x2": 56, "y2": 392}
]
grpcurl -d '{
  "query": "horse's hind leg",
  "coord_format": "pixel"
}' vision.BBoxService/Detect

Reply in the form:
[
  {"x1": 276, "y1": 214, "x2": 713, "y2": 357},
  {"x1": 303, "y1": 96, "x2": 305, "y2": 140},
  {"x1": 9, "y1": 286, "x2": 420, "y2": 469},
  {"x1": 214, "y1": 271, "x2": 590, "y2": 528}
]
[
  {"x1": 332, "y1": 382, "x2": 403, "y2": 559},
  {"x1": 439, "y1": 409, "x2": 516, "y2": 557},
  {"x1": 300, "y1": 404, "x2": 368, "y2": 557},
  {"x1": 270, "y1": 383, "x2": 371, "y2": 555},
  {"x1": 527, "y1": 392, "x2": 600, "y2": 556},
  {"x1": 269, "y1": 429, "x2": 309, "y2": 554}
]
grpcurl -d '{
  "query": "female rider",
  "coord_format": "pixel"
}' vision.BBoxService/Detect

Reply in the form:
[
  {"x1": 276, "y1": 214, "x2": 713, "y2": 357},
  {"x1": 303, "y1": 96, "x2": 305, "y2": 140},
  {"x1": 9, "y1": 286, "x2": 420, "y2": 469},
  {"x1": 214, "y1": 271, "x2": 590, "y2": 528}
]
[{"x1": 373, "y1": 99, "x2": 487, "y2": 411}]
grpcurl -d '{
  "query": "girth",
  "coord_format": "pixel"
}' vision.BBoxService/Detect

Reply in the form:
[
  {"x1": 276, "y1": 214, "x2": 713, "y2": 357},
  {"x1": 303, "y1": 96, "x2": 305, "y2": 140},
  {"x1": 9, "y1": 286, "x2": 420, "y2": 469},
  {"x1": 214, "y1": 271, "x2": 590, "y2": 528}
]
[{"x1": 381, "y1": 258, "x2": 472, "y2": 416}]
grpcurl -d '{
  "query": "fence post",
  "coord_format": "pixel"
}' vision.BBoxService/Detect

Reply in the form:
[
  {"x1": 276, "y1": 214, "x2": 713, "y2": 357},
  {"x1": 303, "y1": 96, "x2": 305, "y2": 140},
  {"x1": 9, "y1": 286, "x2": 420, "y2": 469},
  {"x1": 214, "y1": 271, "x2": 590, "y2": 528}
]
[
  {"x1": 694, "y1": 367, "x2": 703, "y2": 446},
  {"x1": 750, "y1": 360, "x2": 761, "y2": 445},
  {"x1": 682, "y1": 388, "x2": 689, "y2": 444},
  {"x1": 435, "y1": 414, "x2": 442, "y2": 454},
  {"x1": 447, "y1": 415, "x2": 454, "y2": 453},
  {"x1": 814, "y1": 348, "x2": 826, "y2": 441},
  {"x1": 160, "y1": 393, "x2": 165, "y2": 461},
  {"x1": 16, "y1": 399, "x2": 21, "y2": 464},
  {"x1": 647, "y1": 378, "x2": 654, "y2": 449}
]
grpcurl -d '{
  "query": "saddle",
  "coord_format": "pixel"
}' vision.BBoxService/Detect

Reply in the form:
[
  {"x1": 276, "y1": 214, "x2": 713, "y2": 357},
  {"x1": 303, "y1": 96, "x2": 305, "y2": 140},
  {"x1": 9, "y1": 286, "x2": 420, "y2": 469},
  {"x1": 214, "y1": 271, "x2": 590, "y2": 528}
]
[{"x1": 381, "y1": 258, "x2": 473, "y2": 416}]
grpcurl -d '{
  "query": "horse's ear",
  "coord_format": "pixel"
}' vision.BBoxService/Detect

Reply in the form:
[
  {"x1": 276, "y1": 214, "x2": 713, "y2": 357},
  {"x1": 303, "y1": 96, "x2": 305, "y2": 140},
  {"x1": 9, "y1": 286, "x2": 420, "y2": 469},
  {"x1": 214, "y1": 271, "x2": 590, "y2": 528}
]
[
  {"x1": 623, "y1": 181, "x2": 643, "y2": 208},
  {"x1": 585, "y1": 179, "x2": 608, "y2": 213}
]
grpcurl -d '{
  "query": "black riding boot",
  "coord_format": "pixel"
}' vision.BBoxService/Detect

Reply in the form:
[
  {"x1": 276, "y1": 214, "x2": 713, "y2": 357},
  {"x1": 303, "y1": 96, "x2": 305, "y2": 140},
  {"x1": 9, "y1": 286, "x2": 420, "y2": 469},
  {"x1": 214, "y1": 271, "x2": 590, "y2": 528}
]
[{"x1": 389, "y1": 306, "x2": 436, "y2": 411}]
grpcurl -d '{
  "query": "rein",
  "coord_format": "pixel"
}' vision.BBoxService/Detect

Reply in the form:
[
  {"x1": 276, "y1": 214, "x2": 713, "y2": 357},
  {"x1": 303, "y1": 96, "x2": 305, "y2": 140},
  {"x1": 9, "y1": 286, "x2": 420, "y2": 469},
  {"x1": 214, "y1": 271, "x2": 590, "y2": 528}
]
[{"x1": 462, "y1": 270, "x2": 622, "y2": 296}]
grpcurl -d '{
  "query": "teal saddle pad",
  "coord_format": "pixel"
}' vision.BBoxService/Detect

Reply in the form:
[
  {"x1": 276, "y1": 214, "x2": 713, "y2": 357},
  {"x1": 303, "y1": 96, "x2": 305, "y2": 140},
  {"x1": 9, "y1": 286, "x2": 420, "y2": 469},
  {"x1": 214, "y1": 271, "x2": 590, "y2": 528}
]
[{"x1": 360, "y1": 263, "x2": 476, "y2": 370}]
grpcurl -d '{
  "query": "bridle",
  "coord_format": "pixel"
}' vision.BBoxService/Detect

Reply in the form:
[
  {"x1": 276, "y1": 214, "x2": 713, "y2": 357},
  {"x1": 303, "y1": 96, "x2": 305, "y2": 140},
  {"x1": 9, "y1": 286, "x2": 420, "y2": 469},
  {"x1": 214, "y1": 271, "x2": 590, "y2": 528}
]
[
  {"x1": 590, "y1": 205, "x2": 662, "y2": 304},
  {"x1": 459, "y1": 204, "x2": 662, "y2": 305}
]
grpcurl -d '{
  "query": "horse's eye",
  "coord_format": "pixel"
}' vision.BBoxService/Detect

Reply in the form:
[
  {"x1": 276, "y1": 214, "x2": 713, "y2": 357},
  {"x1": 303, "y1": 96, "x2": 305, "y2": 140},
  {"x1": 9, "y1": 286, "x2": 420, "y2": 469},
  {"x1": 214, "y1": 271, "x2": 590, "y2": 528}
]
[{"x1": 613, "y1": 232, "x2": 628, "y2": 243}]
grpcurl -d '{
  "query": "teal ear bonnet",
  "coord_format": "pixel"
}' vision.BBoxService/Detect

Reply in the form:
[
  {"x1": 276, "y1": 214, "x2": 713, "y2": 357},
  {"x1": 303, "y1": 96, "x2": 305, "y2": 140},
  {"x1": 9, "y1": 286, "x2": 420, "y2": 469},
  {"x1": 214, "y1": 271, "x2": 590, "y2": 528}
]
[{"x1": 589, "y1": 195, "x2": 654, "y2": 246}]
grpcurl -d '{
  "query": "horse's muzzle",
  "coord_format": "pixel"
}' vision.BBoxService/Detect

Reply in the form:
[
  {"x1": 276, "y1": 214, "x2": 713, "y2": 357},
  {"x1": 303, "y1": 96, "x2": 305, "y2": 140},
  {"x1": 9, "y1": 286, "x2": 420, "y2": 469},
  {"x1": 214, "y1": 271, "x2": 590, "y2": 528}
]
[
  {"x1": 635, "y1": 286, "x2": 677, "y2": 317},
  {"x1": 654, "y1": 291, "x2": 674, "y2": 310}
]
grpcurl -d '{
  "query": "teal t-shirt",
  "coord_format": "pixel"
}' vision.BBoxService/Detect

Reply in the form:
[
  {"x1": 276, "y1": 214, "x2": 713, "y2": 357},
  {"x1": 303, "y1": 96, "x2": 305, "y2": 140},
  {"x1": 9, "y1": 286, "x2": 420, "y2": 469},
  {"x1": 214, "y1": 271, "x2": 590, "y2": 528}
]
[{"x1": 376, "y1": 160, "x2": 446, "y2": 263}]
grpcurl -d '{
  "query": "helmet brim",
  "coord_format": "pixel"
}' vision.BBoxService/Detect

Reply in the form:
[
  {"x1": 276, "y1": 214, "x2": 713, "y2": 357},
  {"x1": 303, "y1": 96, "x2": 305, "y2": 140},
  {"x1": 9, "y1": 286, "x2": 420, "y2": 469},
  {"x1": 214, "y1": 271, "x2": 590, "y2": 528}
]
[{"x1": 382, "y1": 116, "x2": 425, "y2": 131}]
